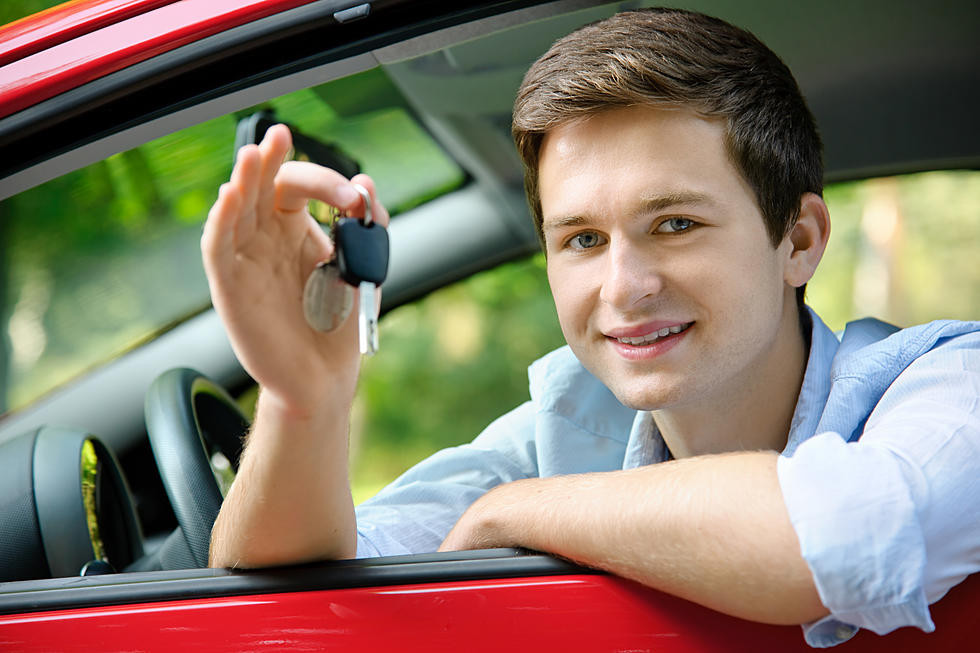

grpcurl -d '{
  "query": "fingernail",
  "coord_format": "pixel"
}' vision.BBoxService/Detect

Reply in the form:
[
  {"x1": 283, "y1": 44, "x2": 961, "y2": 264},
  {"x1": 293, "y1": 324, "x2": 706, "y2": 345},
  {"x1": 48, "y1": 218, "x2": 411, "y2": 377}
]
[{"x1": 337, "y1": 184, "x2": 359, "y2": 206}]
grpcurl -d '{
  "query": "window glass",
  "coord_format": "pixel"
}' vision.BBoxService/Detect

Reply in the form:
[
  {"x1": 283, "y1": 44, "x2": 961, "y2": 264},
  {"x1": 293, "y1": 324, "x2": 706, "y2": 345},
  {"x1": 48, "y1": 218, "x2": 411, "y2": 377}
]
[
  {"x1": 808, "y1": 170, "x2": 980, "y2": 331},
  {"x1": 0, "y1": 67, "x2": 464, "y2": 414},
  {"x1": 351, "y1": 254, "x2": 566, "y2": 504}
]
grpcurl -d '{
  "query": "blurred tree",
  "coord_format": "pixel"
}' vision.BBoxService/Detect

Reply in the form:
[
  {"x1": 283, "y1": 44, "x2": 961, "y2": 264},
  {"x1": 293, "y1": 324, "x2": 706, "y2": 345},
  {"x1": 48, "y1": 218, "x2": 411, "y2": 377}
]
[
  {"x1": 0, "y1": 0, "x2": 92, "y2": 410},
  {"x1": 0, "y1": 0, "x2": 64, "y2": 407},
  {"x1": 0, "y1": 207, "x2": 10, "y2": 412},
  {"x1": 350, "y1": 254, "x2": 566, "y2": 499},
  {"x1": 0, "y1": 0, "x2": 64, "y2": 26},
  {"x1": 809, "y1": 171, "x2": 980, "y2": 331}
]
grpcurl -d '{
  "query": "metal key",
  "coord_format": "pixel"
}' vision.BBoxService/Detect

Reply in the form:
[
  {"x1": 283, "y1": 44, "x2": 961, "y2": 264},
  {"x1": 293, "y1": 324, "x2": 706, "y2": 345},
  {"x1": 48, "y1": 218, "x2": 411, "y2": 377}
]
[{"x1": 333, "y1": 184, "x2": 389, "y2": 355}]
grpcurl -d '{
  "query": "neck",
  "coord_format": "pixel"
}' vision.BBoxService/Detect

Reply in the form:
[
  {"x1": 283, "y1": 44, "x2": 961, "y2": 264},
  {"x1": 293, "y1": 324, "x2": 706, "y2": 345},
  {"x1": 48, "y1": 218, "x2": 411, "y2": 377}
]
[{"x1": 654, "y1": 302, "x2": 809, "y2": 459}]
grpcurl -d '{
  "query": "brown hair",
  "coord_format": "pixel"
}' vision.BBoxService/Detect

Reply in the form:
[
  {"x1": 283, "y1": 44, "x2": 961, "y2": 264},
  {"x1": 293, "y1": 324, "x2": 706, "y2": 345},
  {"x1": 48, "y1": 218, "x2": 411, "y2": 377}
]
[{"x1": 513, "y1": 8, "x2": 823, "y2": 305}]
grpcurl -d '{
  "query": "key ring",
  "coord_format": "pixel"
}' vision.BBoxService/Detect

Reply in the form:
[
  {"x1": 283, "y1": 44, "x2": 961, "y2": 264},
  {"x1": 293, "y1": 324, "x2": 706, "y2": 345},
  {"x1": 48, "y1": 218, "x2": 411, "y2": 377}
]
[{"x1": 350, "y1": 183, "x2": 373, "y2": 226}]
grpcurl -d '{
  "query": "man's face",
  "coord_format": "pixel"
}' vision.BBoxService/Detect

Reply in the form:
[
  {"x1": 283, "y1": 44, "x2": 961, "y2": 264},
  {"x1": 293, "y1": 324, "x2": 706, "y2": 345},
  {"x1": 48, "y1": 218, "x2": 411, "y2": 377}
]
[{"x1": 540, "y1": 105, "x2": 800, "y2": 412}]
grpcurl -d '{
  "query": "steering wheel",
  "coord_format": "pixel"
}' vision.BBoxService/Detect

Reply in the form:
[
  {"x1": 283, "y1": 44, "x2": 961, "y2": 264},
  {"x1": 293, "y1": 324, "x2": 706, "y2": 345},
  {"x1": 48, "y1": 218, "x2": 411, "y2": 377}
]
[{"x1": 144, "y1": 368, "x2": 249, "y2": 568}]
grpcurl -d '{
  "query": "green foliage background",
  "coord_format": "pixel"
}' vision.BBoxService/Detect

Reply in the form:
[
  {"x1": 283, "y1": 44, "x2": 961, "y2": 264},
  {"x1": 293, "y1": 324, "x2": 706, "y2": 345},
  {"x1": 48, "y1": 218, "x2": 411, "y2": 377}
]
[
  {"x1": 0, "y1": 0, "x2": 63, "y2": 26},
  {"x1": 351, "y1": 255, "x2": 566, "y2": 501}
]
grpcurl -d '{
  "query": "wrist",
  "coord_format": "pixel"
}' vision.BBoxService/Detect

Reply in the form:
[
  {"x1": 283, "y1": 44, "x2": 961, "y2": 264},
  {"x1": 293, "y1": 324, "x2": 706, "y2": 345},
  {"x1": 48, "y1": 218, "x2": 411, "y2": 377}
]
[{"x1": 254, "y1": 384, "x2": 351, "y2": 434}]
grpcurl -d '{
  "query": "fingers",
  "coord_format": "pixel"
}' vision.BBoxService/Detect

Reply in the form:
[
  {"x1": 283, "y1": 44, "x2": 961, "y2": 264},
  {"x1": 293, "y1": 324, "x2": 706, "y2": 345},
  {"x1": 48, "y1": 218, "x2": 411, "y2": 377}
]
[
  {"x1": 282, "y1": 169, "x2": 390, "y2": 276},
  {"x1": 222, "y1": 125, "x2": 292, "y2": 245},
  {"x1": 203, "y1": 126, "x2": 291, "y2": 263},
  {"x1": 202, "y1": 180, "x2": 243, "y2": 273},
  {"x1": 226, "y1": 144, "x2": 262, "y2": 244},
  {"x1": 247, "y1": 125, "x2": 389, "y2": 229},
  {"x1": 256, "y1": 124, "x2": 294, "y2": 219},
  {"x1": 300, "y1": 212, "x2": 336, "y2": 271},
  {"x1": 232, "y1": 143, "x2": 262, "y2": 211},
  {"x1": 203, "y1": 122, "x2": 389, "y2": 280},
  {"x1": 350, "y1": 173, "x2": 390, "y2": 227},
  {"x1": 275, "y1": 161, "x2": 362, "y2": 213},
  {"x1": 272, "y1": 164, "x2": 390, "y2": 226}
]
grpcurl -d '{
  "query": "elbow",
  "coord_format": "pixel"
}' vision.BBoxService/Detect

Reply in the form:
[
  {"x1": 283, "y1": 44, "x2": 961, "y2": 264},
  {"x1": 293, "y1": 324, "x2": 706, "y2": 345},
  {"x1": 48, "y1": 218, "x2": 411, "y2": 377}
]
[{"x1": 208, "y1": 526, "x2": 357, "y2": 570}]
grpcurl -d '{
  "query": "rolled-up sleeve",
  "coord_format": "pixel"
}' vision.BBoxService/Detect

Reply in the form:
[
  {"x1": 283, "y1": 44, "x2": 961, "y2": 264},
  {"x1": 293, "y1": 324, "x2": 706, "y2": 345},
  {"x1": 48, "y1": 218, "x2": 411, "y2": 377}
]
[
  {"x1": 777, "y1": 333, "x2": 980, "y2": 647},
  {"x1": 355, "y1": 402, "x2": 539, "y2": 558}
]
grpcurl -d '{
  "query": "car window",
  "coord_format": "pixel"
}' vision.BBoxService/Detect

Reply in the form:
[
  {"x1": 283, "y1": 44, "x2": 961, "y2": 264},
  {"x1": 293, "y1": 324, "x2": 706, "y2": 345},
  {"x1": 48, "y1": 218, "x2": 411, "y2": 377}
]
[
  {"x1": 0, "y1": 66, "x2": 464, "y2": 415},
  {"x1": 345, "y1": 170, "x2": 980, "y2": 503},
  {"x1": 808, "y1": 170, "x2": 980, "y2": 331},
  {"x1": 351, "y1": 254, "x2": 566, "y2": 503}
]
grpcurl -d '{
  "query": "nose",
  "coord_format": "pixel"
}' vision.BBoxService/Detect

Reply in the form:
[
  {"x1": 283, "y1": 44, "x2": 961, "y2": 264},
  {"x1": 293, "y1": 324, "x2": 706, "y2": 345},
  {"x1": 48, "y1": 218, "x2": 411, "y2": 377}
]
[{"x1": 598, "y1": 236, "x2": 663, "y2": 310}]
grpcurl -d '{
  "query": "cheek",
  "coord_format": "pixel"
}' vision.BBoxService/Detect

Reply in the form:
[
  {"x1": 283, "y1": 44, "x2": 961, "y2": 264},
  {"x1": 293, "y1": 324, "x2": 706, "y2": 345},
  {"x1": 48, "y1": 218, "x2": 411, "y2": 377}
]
[
  {"x1": 547, "y1": 262, "x2": 590, "y2": 334},
  {"x1": 547, "y1": 267, "x2": 572, "y2": 318},
  {"x1": 714, "y1": 243, "x2": 787, "y2": 329},
  {"x1": 680, "y1": 234, "x2": 785, "y2": 324}
]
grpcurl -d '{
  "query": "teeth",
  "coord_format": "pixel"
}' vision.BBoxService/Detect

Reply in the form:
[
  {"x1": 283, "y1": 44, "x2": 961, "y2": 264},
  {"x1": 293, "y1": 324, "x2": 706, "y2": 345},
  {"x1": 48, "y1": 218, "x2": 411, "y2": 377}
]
[{"x1": 616, "y1": 323, "x2": 690, "y2": 345}]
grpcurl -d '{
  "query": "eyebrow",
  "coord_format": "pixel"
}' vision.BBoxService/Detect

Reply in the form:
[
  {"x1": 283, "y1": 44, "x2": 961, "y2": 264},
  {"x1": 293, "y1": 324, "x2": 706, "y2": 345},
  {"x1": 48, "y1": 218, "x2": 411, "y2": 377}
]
[
  {"x1": 639, "y1": 191, "x2": 712, "y2": 212},
  {"x1": 542, "y1": 191, "x2": 712, "y2": 234},
  {"x1": 541, "y1": 214, "x2": 590, "y2": 233}
]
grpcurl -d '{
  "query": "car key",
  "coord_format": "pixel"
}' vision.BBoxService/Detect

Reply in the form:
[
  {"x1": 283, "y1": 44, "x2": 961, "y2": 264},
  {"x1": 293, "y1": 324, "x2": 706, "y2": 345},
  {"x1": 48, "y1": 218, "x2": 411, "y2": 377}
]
[
  {"x1": 301, "y1": 184, "x2": 387, "y2": 353},
  {"x1": 333, "y1": 184, "x2": 389, "y2": 355}
]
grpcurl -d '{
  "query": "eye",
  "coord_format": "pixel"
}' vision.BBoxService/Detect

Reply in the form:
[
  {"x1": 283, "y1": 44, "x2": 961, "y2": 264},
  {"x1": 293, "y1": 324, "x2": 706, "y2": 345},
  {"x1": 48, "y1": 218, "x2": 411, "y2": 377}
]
[
  {"x1": 567, "y1": 231, "x2": 606, "y2": 250},
  {"x1": 655, "y1": 217, "x2": 696, "y2": 234}
]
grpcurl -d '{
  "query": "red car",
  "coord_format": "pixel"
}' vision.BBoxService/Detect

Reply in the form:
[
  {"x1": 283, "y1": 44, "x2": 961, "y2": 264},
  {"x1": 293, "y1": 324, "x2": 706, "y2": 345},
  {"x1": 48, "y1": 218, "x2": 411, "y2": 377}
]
[{"x1": 0, "y1": 1, "x2": 977, "y2": 650}]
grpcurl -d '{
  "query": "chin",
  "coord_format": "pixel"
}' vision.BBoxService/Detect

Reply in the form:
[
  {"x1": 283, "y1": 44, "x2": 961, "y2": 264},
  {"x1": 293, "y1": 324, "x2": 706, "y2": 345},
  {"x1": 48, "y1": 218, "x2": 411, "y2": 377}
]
[
  {"x1": 604, "y1": 376, "x2": 684, "y2": 412},
  {"x1": 614, "y1": 391, "x2": 674, "y2": 412},
  {"x1": 573, "y1": 349, "x2": 681, "y2": 411}
]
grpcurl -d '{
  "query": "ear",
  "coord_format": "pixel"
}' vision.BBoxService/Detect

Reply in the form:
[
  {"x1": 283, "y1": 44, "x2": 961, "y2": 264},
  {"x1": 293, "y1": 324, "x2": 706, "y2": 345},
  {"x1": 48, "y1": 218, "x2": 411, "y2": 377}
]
[{"x1": 783, "y1": 192, "x2": 830, "y2": 288}]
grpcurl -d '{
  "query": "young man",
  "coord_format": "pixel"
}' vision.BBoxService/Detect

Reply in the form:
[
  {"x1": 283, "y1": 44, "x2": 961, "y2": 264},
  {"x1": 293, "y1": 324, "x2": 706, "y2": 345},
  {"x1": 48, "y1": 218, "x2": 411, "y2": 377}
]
[{"x1": 203, "y1": 8, "x2": 980, "y2": 647}]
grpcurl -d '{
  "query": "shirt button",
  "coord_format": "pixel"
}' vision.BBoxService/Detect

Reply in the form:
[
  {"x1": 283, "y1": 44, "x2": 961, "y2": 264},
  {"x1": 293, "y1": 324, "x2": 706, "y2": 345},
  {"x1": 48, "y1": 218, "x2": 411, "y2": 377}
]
[{"x1": 835, "y1": 625, "x2": 857, "y2": 640}]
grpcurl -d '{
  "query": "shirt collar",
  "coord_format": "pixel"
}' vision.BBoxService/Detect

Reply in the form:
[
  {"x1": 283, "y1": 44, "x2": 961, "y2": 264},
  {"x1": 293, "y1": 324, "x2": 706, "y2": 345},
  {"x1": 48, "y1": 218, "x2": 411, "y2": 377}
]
[
  {"x1": 622, "y1": 306, "x2": 841, "y2": 466},
  {"x1": 775, "y1": 307, "x2": 840, "y2": 456}
]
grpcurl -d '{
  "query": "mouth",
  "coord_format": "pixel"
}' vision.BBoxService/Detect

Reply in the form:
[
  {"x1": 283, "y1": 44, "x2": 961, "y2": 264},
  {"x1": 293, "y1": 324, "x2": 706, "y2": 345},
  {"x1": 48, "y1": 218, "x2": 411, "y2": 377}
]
[{"x1": 608, "y1": 322, "x2": 694, "y2": 346}]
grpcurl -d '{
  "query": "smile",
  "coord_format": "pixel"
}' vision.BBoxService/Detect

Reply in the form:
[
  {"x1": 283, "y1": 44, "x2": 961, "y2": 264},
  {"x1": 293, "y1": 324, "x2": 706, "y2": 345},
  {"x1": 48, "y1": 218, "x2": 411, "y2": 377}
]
[{"x1": 613, "y1": 322, "x2": 693, "y2": 346}]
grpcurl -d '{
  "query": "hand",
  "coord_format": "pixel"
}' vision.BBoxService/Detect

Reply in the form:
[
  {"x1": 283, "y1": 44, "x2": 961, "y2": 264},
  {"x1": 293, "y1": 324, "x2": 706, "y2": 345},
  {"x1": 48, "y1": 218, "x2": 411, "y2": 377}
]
[
  {"x1": 443, "y1": 458, "x2": 827, "y2": 626},
  {"x1": 202, "y1": 124, "x2": 389, "y2": 416},
  {"x1": 438, "y1": 480, "x2": 533, "y2": 552},
  {"x1": 438, "y1": 497, "x2": 498, "y2": 553}
]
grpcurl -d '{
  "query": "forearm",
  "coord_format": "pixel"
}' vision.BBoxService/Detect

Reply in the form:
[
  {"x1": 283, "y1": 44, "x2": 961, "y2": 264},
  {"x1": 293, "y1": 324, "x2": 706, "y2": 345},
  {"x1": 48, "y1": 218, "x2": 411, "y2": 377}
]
[
  {"x1": 209, "y1": 388, "x2": 357, "y2": 568},
  {"x1": 442, "y1": 451, "x2": 826, "y2": 624},
  {"x1": 202, "y1": 126, "x2": 387, "y2": 569}
]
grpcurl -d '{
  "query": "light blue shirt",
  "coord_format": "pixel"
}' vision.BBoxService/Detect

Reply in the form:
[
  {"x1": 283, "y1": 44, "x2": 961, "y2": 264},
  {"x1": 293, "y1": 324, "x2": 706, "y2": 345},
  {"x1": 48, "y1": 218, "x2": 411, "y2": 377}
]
[{"x1": 355, "y1": 308, "x2": 980, "y2": 647}]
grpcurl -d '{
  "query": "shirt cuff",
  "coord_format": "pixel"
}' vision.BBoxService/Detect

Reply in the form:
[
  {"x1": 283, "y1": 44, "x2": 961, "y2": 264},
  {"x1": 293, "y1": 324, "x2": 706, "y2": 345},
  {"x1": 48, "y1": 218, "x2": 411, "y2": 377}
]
[
  {"x1": 777, "y1": 432, "x2": 936, "y2": 645},
  {"x1": 800, "y1": 592, "x2": 933, "y2": 648},
  {"x1": 802, "y1": 615, "x2": 858, "y2": 648}
]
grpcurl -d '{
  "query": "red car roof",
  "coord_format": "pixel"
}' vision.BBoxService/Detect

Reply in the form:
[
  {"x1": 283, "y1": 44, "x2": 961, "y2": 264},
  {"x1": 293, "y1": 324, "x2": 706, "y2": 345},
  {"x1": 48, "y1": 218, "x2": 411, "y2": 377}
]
[
  {"x1": 0, "y1": 0, "x2": 316, "y2": 120},
  {"x1": 0, "y1": 0, "x2": 179, "y2": 66}
]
